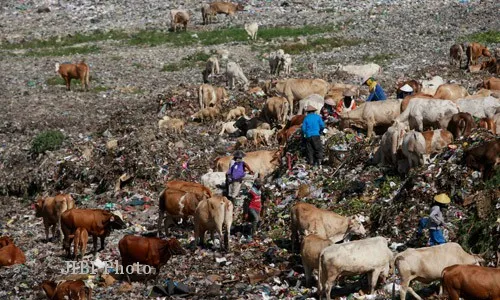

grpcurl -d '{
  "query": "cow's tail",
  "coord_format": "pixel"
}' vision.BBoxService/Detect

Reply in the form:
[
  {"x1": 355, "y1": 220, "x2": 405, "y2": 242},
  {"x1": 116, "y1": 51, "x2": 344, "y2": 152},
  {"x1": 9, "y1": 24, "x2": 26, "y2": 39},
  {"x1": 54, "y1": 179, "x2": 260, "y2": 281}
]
[{"x1": 317, "y1": 252, "x2": 324, "y2": 297}]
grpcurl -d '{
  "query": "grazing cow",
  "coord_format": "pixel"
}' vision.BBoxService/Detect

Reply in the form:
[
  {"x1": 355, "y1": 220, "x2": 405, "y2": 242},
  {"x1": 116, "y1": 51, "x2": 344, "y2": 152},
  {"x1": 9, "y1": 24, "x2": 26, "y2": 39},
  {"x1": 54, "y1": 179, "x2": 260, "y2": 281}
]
[
  {"x1": 157, "y1": 189, "x2": 208, "y2": 236},
  {"x1": 466, "y1": 42, "x2": 491, "y2": 66},
  {"x1": 420, "y1": 76, "x2": 445, "y2": 96},
  {"x1": 400, "y1": 93, "x2": 434, "y2": 112},
  {"x1": 401, "y1": 130, "x2": 426, "y2": 169},
  {"x1": 202, "y1": 57, "x2": 220, "y2": 83},
  {"x1": 40, "y1": 280, "x2": 92, "y2": 300},
  {"x1": 226, "y1": 106, "x2": 247, "y2": 121},
  {"x1": 200, "y1": 171, "x2": 227, "y2": 194},
  {"x1": 158, "y1": 116, "x2": 185, "y2": 134},
  {"x1": 215, "y1": 149, "x2": 282, "y2": 178},
  {"x1": 0, "y1": 236, "x2": 13, "y2": 248},
  {"x1": 35, "y1": 193, "x2": 75, "y2": 242},
  {"x1": 290, "y1": 202, "x2": 366, "y2": 253},
  {"x1": 199, "y1": 84, "x2": 227, "y2": 109},
  {"x1": 233, "y1": 116, "x2": 266, "y2": 136},
  {"x1": 268, "y1": 49, "x2": 285, "y2": 75},
  {"x1": 318, "y1": 237, "x2": 393, "y2": 299},
  {"x1": 433, "y1": 84, "x2": 469, "y2": 100},
  {"x1": 118, "y1": 235, "x2": 186, "y2": 281},
  {"x1": 441, "y1": 264, "x2": 500, "y2": 300},
  {"x1": 480, "y1": 57, "x2": 500, "y2": 74},
  {"x1": 463, "y1": 139, "x2": 500, "y2": 180},
  {"x1": 61, "y1": 209, "x2": 126, "y2": 257},
  {"x1": 246, "y1": 128, "x2": 276, "y2": 146},
  {"x1": 449, "y1": 43, "x2": 465, "y2": 68},
  {"x1": 0, "y1": 244, "x2": 26, "y2": 266},
  {"x1": 478, "y1": 117, "x2": 497, "y2": 135},
  {"x1": 297, "y1": 94, "x2": 325, "y2": 115},
  {"x1": 447, "y1": 112, "x2": 476, "y2": 139},
  {"x1": 341, "y1": 100, "x2": 401, "y2": 138},
  {"x1": 170, "y1": 10, "x2": 189, "y2": 32},
  {"x1": 277, "y1": 125, "x2": 301, "y2": 145},
  {"x1": 481, "y1": 77, "x2": 500, "y2": 90},
  {"x1": 201, "y1": 3, "x2": 216, "y2": 25},
  {"x1": 455, "y1": 96, "x2": 500, "y2": 119},
  {"x1": 194, "y1": 196, "x2": 234, "y2": 250},
  {"x1": 422, "y1": 129, "x2": 454, "y2": 154},
  {"x1": 371, "y1": 120, "x2": 406, "y2": 166},
  {"x1": 396, "y1": 98, "x2": 459, "y2": 132},
  {"x1": 55, "y1": 61, "x2": 90, "y2": 91},
  {"x1": 72, "y1": 227, "x2": 88, "y2": 261},
  {"x1": 301, "y1": 234, "x2": 334, "y2": 287},
  {"x1": 190, "y1": 107, "x2": 220, "y2": 122},
  {"x1": 209, "y1": 2, "x2": 244, "y2": 17},
  {"x1": 261, "y1": 97, "x2": 289, "y2": 126},
  {"x1": 226, "y1": 61, "x2": 249, "y2": 90},
  {"x1": 394, "y1": 243, "x2": 483, "y2": 300},
  {"x1": 235, "y1": 136, "x2": 248, "y2": 149},
  {"x1": 218, "y1": 121, "x2": 238, "y2": 135},
  {"x1": 272, "y1": 78, "x2": 330, "y2": 118},
  {"x1": 244, "y1": 22, "x2": 258, "y2": 40}
]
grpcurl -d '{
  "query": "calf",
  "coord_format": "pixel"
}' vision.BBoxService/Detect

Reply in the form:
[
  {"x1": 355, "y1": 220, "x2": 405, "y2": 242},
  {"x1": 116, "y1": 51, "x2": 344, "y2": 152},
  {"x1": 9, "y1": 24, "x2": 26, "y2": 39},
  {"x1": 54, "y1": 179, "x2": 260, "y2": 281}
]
[
  {"x1": 190, "y1": 107, "x2": 220, "y2": 122},
  {"x1": 157, "y1": 188, "x2": 207, "y2": 236},
  {"x1": 158, "y1": 116, "x2": 185, "y2": 134},
  {"x1": 466, "y1": 42, "x2": 491, "y2": 66},
  {"x1": 55, "y1": 61, "x2": 90, "y2": 91},
  {"x1": 118, "y1": 235, "x2": 186, "y2": 281},
  {"x1": 269, "y1": 49, "x2": 285, "y2": 75},
  {"x1": 226, "y1": 106, "x2": 246, "y2": 121},
  {"x1": 72, "y1": 227, "x2": 88, "y2": 260},
  {"x1": 463, "y1": 139, "x2": 500, "y2": 180},
  {"x1": 422, "y1": 129, "x2": 453, "y2": 154},
  {"x1": 481, "y1": 77, "x2": 500, "y2": 90},
  {"x1": 244, "y1": 22, "x2": 258, "y2": 40},
  {"x1": 441, "y1": 264, "x2": 500, "y2": 300},
  {"x1": 478, "y1": 117, "x2": 497, "y2": 134},
  {"x1": 41, "y1": 280, "x2": 92, "y2": 300},
  {"x1": 201, "y1": 3, "x2": 216, "y2": 25},
  {"x1": 218, "y1": 121, "x2": 238, "y2": 135},
  {"x1": 301, "y1": 234, "x2": 334, "y2": 287},
  {"x1": 394, "y1": 242, "x2": 483, "y2": 300},
  {"x1": 61, "y1": 209, "x2": 126, "y2": 257},
  {"x1": 290, "y1": 202, "x2": 365, "y2": 253},
  {"x1": 318, "y1": 237, "x2": 393, "y2": 299},
  {"x1": 226, "y1": 61, "x2": 249, "y2": 90},
  {"x1": 35, "y1": 193, "x2": 75, "y2": 242},
  {"x1": 0, "y1": 244, "x2": 26, "y2": 266},
  {"x1": 447, "y1": 112, "x2": 476, "y2": 139},
  {"x1": 202, "y1": 56, "x2": 220, "y2": 83},
  {"x1": 449, "y1": 43, "x2": 465, "y2": 68},
  {"x1": 194, "y1": 196, "x2": 234, "y2": 250},
  {"x1": 171, "y1": 10, "x2": 189, "y2": 32}
]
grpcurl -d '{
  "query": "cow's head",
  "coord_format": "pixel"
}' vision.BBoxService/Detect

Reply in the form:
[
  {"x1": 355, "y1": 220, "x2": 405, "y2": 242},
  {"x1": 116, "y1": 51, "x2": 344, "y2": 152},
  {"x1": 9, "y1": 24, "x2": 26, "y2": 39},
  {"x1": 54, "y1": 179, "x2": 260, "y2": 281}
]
[
  {"x1": 270, "y1": 147, "x2": 284, "y2": 165},
  {"x1": 236, "y1": 3, "x2": 245, "y2": 11},
  {"x1": 0, "y1": 236, "x2": 13, "y2": 248},
  {"x1": 166, "y1": 238, "x2": 187, "y2": 256},
  {"x1": 34, "y1": 198, "x2": 44, "y2": 217},
  {"x1": 347, "y1": 216, "x2": 366, "y2": 236},
  {"x1": 110, "y1": 211, "x2": 127, "y2": 230}
]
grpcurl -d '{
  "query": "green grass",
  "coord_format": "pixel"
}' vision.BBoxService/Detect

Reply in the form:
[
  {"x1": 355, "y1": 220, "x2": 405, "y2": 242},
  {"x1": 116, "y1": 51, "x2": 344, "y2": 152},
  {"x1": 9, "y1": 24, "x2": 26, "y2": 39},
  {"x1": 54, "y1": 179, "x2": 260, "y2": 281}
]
[
  {"x1": 461, "y1": 30, "x2": 500, "y2": 44},
  {"x1": 25, "y1": 45, "x2": 100, "y2": 57},
  {"x1": 46, "y1": 76, "x2": 67, "y2": 86},
  {"x1": 274, "y1": 36, "x2": 362, "y2": 55},
  {"x1": 162, "y1": 51, "x2": 211, "y2": 72},
  {"x1": 362, "y1": 53, "x2": 397, "y2": 65},
  {"x1": 31, "y1": 130, "x2": 65, "y2": 154},
  {"x1": 91, "y1": 85, "x2": 109, "y2": 92},
  {"x1": 132, "y1": 62, "x2": 144, "y2": 69}
]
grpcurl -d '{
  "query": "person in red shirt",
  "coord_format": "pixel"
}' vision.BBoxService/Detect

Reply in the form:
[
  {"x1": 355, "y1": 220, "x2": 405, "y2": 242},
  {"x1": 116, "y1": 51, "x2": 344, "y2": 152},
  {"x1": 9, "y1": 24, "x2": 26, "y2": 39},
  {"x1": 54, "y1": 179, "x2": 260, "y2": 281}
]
[{"x1": 243, "y1": 179, "x2": 264, "y2": 238}]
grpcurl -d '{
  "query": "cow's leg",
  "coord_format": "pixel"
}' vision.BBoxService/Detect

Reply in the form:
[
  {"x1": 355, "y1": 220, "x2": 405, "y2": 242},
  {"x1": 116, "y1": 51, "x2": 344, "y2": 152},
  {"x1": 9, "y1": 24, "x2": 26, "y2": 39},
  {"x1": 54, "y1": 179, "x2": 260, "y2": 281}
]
[
  {"x1": 43, "y1": 221, "x2": 50, "y2": 242},
  {"x1": 50, "y1": 224, "x2": 57, "y2": 241},
  {"x1": 304, "y1": 263, "x2": 312, "y2": 287},
  {"x1": 163, "y1": 214, "x2": 174, "y2": 234},
  {"x1": 367, "y1": 122, "x2": 374, "y2": 138},
  {"x1": 56, "y1": 220, "x2": 64, "y2": 244},
  {"x1": 369, "y1": 269, "x2": 382, "y2": 294},
  {"x1": 157, "y1": 210, "x2": 164, "y2": 236},
  {"x1": 122, "y1": 260, "x2": 132, "y2": 282},
  {"x1": 324, "y1": 272, "x2": 338, "y2": 300},
  {"x1": 92, "y1": 235, "x2": 98, "y2": 256},
  {"x1": 64, "y1": 76, "x2": 71, "y2": 91},
  {"x1": 99, "y1": 237, "x2": 105, "y2": 251}
]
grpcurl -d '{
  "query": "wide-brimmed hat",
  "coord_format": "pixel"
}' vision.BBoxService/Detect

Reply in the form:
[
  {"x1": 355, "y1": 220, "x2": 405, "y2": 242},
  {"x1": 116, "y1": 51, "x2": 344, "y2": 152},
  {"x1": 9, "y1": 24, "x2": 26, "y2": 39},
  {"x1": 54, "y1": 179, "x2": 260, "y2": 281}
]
[
  {"x1": 434, "y1": 193, "x2": 450, "y2": 204},
  {"x1": 233, "y1": 150, "x2": 245, "y2": 158},
  {"x1": 305, "y1": 105, "x2": 317, "y2": 112},
  {"x1": 343, "y1": 89, "x2": 355, "y2": 97},
  {"x1": 362, "y1": 76, "x2": 374, "y2": 84},
  {"x1": 324, "y1": 98, "x2": 336, "y2": 106},
  {"x1": 400, "y1": 84, "x2": 414, "y2": 93}
]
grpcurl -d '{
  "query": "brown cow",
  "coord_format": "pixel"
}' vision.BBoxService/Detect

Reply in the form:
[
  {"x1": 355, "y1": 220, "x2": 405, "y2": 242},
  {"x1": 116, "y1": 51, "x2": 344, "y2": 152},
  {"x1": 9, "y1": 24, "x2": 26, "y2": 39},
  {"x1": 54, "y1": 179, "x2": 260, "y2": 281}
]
[
  {"x1": 422, "y1": 129, "x2": 454, "y2": 154},
  {"x1": 447, "y1": 112, "x2": 476, "y2": 139},
  {"x1": 463, "y1": 140, "x2": 500, "y2": 179},
  {"x1": 61, "y1": 209, "x2": 126, "y2": 257},
  {"x1": 209, "y1": 2, "x2": 244, "y2": 17},
  {"x1": 478, "y1": 117, "x2": 497, "y2": 135},
  {"x1": 433, "y1": 84, "x2": 469, "y2": 100},
  {"x1": 0, "y1": 244, "x2": 26, "y2": 266},
  {"x1": 41, "y1": 280, "x2": 92, "y2": 300},
  {"x1": 157, "y1": 188, "x2": 207, "y2": 236},
  {"x1": 481, "y1": 77, "x2": 500, "y2": 90},
  {"x1": 441, "y1": 264, "x2": 500, "y2": 300},
  {"x1": 277, "y1": 125, "x2": 300, "y2": 145},
  {"x1": 72, "y1": 227, "x2": 89, "y2": 261},
  {"x1": 214, "y1": 149, "x2": 282, "y2": 178},
  {"x1": 301, "y1": 234, "x2": 334, "y2": 287},
  {"x1": 165, "y1": 180, "x2": 212, "y2": 198},
  {"x1": 481, "y1": 57, "x2": 500, "y2": 74},
  {"x1": 55, "y1": 61, "x2": 90, "y2": 91},
  {"x1": 261, "y1": 97, "x2": 289, "y2": 126},
  {"x1": 285, "y1": 114, "x2": 306, "y2": 129},
  {"x1": 118, "y1": 235, "x2": 186, "y2": 282},
  {"x1": 396, "y1": 79, "x2": 422, "y2": 95},
  {"x1": 194, "y1": 196, "x2": 234, "y2": 251},
  {"x1": 449, "y1": 44, "x2": 465, "y2": 68},
  {"x1": 0, "y1": 236, "x2": 13, "y2": 248},
  {"x1": 35, "y1": 193, "x2": 75, "y2": 242},
  {"x1": 466, "y1": 42, "x2": 491, "y2": 66}
]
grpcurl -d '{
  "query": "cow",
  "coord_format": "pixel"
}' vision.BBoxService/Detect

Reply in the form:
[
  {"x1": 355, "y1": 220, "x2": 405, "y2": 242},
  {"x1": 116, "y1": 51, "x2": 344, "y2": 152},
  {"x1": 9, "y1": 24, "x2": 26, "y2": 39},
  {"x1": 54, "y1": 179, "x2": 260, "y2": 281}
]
[
  {"x1": 318, "y1": 237, "x2": 393, "y2": 299},
  {"x1": 277, "y1": 125, "x2": 301, "y2": 145},
  {"x1": 0, "y1": 236, "x2": 13, "y2": 248},
  {"x1": 158, "y1": 116, "x2": 185, "y2": 134},
  {"x1": 55, "y1": 60, "x2": 90, "y2": 91},
  {"x1": 441, "y1": 264, "x2": 500, "y2": 300},
  {"x1": 0, "y1": 244, "x2": 26, "y2": 267},
  {"x1": 40, "y1": 280, "x2": 92, "y2": 300},
  {"x1": 244, "y1": 22, "x2": 258, "y2": 40},
  {"x1": 170, "y1": 10, "x2": 189, "y2": 32},
  {"x1": 394, "y1": 242, "x2": 483, "y2": 300},
  {"x1": 447, "y1": 112, "x2": 476, "y2": 139},
  {"x1": 261, "y1": 97, "x2": 289, "y2": 126},
  {"x1": 157, "y1": 188, "x2": 208, "y2": 236},
  {"x1": 455, "y1": 96, "x2": 500, "y2": 119},
  {"x1": 233, "y1": 116, "x2": 266, "y2": 136},
  {"x1": 466, "y1": 42, "x2": 491, "y2": 66},
  {"x1": 61, "y1": 209, "x2": 126, "y2": 257},
  {"x1": 268, "y1": 49, "x2": 285, "y2": 75},
  {"x1": 433, "y1": 84, "x2": 469, "y2": 100},
  {"x1": 449, "y1": 43, "x2": 465, "y2": 68},
  {"x1": 218, "y1": 121, "x2": 238, "y2": 136},
  {"x1": 371, "y1": 120, "x2": 406, "y2": 166},
  {"x1": 463, "y1": 139, "x2": 500, "y2": 180},
  {"x1": 341, "y1": 100, "x2": 401, "y2": 138},
  {"x1": 214, "y1": 149, "x2": 282, "y2": 178},
  {"x1": 69, "y1": 227, "x2": 89, "y2": 261},
  {"x1": 396, "y1": 98, "x2": 459, "y2": 132},
  {"x1": 118, "y1": 235, "x2": 186, "y2": 282},
  {"x1": 201, "y1": 3, "x2": 216, "y2": 25},
  {"x1": 285, "y1": 114, "x2": 306, "y2": 129},
  {"x1": 481, "y1": 77, "x2": 500, "y2": 90},
  {"x1": 200, "y1": 170, "x2": 227, "y2": 194},
  {"x1": 35, "y1": 193, "x2": 75, "y2": 242},
  {"x1": 194, "y1": 196, "x2": 234, "y2": 251},
  {"x1": 165, "y1": 180, "x2": 212, "y2": 198},
  {"x1": 420, "y1": 76, "x2": 445, "y2": 96},
  {"x1": 422, "y1": 129, "x2": 454, "y2": 154},
  {"x1": 226, "y1": 61, "x2": 249, "y2": 90},
  {"x1": 209, "y1": 2, "x2": 244, "y2": 17},
  {"x1": 301, "y1": 234, "x2": 334, "y2": 287},
  {"x1": 478, "y1": 117, "x2": 497, "y2": 135},
  {"x1": 290, "y1": 202, "x2": 366, "y2": 253},
  {"x1": 190, "y1": 107, "x2": 220, "y2": 122},
  {"x1": 400, "y1": 93, "x2": 434, "y2": 112},
  {"x1": 202, "y1": 56, "x2": 221, "y2": 83},
  {"x1": 271, "y1": 78, "x2": 329, "y2": 118},
  {"x1": 226, "y1": 106, "x2": 247, "y2": 121},
  {"x1": 297, "y1": 94, "x2": 325, "y2": 115},
  {"x1": 401, "y1": 130, "x2": 426, "y2": 169}
]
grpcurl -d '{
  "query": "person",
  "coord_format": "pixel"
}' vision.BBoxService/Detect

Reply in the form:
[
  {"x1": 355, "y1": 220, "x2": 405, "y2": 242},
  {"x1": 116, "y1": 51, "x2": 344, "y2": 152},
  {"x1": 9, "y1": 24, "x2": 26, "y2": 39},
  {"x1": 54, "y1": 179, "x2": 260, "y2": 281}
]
[
  {"x1": 226, "y1": 151, "x2": 254, "y2": 205},
  {"x1": 397, "y1": 84, "x2": 414, "y2": 99},
  {"x1": 301, "y1": 105, "x2": 325, "y2": 167},
  {"x1": 243, "y1": 179, "x2": 265, "y2": 239},
  {"x1": 428, "y1": 193, "x2": 450, "y2": 246},
  {"x1": 336, "y1": 89, "x2": 357, "y2": 114},
  {"x1": 363, "y1": 77, "x2": 387, "y2": 101},
  {"x1": 321, "y1": 97, "x2": 337, "y2": 121}
]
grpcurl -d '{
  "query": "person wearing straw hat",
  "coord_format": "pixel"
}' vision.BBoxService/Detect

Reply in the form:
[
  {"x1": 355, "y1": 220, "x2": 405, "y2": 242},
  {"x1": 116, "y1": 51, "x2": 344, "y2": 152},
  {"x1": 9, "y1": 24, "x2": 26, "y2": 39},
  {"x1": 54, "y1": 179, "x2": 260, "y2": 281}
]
[
  {"x1": 397, "y1": 83, "x2": 414, "y2": 99},
  {"x1": 336, "y1": 89, "x2": 357, "y2": 114},
  {"x1": 320, "y1": 97, "x2": 337, "y2": 122},
  {"x1": 301, "y1": 105, "x2": 325, "y2": 167},
  {"x1": 363, "y1": 76, "x2": 387, "y2": 102},
  {"x1": 428, "y1": 193, "x2": 450, "y2": 246},
  {"x1": 226, "y1": 150, "x2": 254, "y2": 205}
]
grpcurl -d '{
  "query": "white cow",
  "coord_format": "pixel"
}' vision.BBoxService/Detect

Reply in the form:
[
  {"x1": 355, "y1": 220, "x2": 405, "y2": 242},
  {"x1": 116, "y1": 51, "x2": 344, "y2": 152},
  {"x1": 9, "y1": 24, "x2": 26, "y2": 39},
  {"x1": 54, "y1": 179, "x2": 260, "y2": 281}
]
[
  {"x1": 218, "y1": 121, "x2": 238, "y2": 135},
  {"x1": 200, "y1": 170, "x2": 227, "y2": 194},
  {"x1": 401, "y1": 130, "x2": 427, "y2": 169},
  {"x1": 396, "y1": 98, "x2": 459, "y2": 132},
  {"x1": 226, "y1": 61, "x2": 249, "y2": 90},
  {"x1": 455, "y1": 96, "x2": 500, "y2": 119}
]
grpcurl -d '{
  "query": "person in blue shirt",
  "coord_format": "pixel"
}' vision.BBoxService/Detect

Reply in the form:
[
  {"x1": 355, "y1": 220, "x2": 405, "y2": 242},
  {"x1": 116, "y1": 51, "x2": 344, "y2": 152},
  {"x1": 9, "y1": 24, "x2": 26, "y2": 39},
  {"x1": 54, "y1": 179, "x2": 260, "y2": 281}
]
[
  {"x1": 301, "y1": 105, "x2": 325, "y2": 166},
  {"x1": 363, "y1": 77, "x2": 387, "y2": 101}
]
